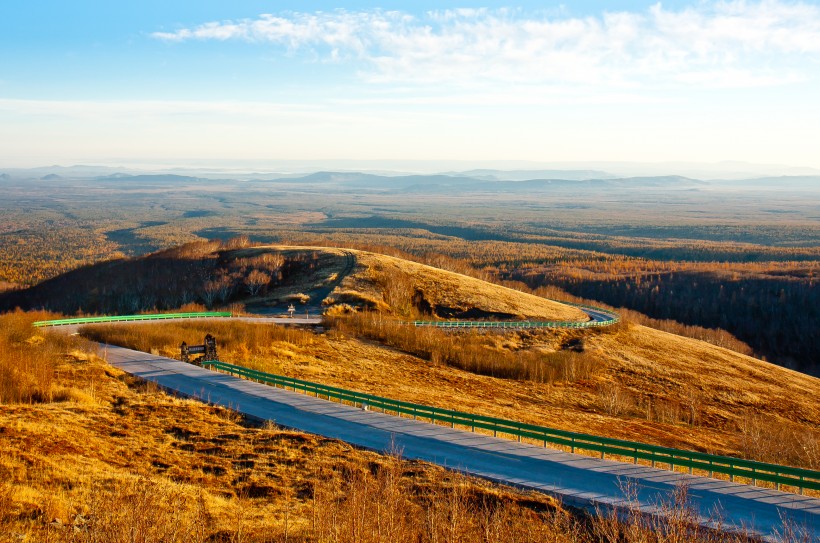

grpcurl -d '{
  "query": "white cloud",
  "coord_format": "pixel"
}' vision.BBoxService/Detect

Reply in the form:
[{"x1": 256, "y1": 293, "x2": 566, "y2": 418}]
[{"x1": 152, "y1": 2, "x2": 820, "y2": 89}]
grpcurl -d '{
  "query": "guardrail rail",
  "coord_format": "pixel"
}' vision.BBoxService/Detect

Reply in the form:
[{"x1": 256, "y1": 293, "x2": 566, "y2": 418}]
[
  {"x1": 33, "y1": 312, "x2": 232, "y2": 327},
  {"x1": 413, "y1": 302, "x2": 620, "y2": 329},
  {"x1": 204, "y1": 359, "x2": 819, "y2": 494}
]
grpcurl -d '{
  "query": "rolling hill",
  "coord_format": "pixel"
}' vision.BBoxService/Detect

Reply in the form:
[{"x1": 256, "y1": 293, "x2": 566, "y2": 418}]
[
  {"x1": 0, "y1": 243, "x2": 588, "y2": 323},
  {"x1": 2, "y1": 242, "x2": 819, "y2": 541},
  {"x1": 24, "y1": 242, "x2": 811, "y2": 471}
]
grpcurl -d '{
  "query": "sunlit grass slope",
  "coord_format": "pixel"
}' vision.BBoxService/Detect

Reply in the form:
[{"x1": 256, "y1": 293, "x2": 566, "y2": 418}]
[{"x1": 245, "y1": 245, "x2": 588, "y2": 321}]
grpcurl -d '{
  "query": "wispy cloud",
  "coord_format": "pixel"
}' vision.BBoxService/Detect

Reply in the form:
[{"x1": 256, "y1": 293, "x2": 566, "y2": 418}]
[{"x1": 152, "y1": 2, "x2": 820, "y2": 89}]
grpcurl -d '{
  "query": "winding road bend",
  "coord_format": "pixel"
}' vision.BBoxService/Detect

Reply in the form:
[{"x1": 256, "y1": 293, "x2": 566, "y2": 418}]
[
  {"x1": 96, "y1": 341, "x2": 818, "y2": 542},
  {"x1": 38, "y1": 294, "x2": 814, "y2": 540}
]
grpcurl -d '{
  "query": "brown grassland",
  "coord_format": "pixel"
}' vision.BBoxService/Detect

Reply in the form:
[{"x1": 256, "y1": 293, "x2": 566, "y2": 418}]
[
  {"x1": 2, "y1": 312, "x2": 785, "y2": 542},
  {"x1": 76, "y1": 248, "x2": 820, "y2": 476},
  {"x1": 227, "y1": 245, "x2": 779, "y2": 360},
  {"x1": 82, "y1": 313, "x2": 819, "y2": 473},
  {"x1": 333, "y1": 248, "x2": 586, "y2": 321},
  {"x1": 234, "y1": 245, "x2": 587, "y2": 322}
]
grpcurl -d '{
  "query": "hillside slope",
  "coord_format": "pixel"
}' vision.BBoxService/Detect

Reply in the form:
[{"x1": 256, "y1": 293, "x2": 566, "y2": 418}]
[
  {"x1": 239, "y1": 245, "x2": 586, "y2": 321},
  {"x1": 83, "y1": 316, "x2": 820, "y2": 470},
  {"x1": 0, "y1": 243, "x2": 588, "y2": 322},
  {"x1": 1, "y1": 312, "x2": 582, "y2": 542},
  {"x1": 6, "y1": 242, "x2": 818, "y2": 468}
]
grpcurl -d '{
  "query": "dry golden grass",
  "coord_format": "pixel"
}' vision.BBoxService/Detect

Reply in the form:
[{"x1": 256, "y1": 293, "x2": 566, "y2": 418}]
[
  {"x1": 328, "y1": 312, "x2": 604, "y2": 383},
  {"x1": 344, "y1": 250, "x2": 587, "y2": 320},
  {"x1": 86, "y1": 316, "x2": 820, "y2": 473},
  {"x1": 3, "y1": 313, "x2": 775, "y2": 542},
  {"x1": 233, "y1": 245, "x2": 587, "y2": 321},
  {"x1": 0, "y1": 310, "x2": 95, "y2": 404},
  {"x1": 3, "y1": 312, "x2": 589, "y2": 542}
]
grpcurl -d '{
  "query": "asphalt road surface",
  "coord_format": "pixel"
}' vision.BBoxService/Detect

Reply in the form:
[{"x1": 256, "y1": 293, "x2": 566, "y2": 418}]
[{"x1": 101, "y1": 343, "x2": 819, "y2": 542}]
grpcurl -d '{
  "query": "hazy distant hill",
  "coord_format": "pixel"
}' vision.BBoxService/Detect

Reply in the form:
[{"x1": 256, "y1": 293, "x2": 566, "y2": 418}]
[
  {"x1": 4, "y1": 164, "x2": 136, "y2": 178},
  {"x1": 713, "y1": 176, "x2": 820, "y2": 191},
  {"x1": 4, "y1": 163, "x2": 818, "y2": 194},
  {"x1": 266, "y1": 171, "x2": 708, "y2": 194},
  {"x1": 444, "y1": 169, "x2": 617, "y2": 181},
  {"x1": 95, "y1": 174, "x2": 206, "y2": 183}
]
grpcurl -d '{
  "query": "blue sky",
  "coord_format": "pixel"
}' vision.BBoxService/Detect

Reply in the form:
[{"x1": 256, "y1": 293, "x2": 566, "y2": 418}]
[{"x1": 2, "y1": 1, "x2": 820, "y2": 169}]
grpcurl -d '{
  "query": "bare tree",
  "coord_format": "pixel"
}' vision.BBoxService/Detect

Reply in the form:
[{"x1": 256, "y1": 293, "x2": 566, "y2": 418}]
[
  {"x1": 255, "y1": 253, "x2": 284, "y2": 273},
  {"x1": 222, "y1": 235, "x2": 251, "y2": 250},
  {"x1": 201, "y1": 280, "x2": 219, "y2": 307},
  {"x1": 213, "y1": 271, "x2": 234, "y2": 303},
  {"x1": 245, "y1": 270, "x2": 270, "y2": 296},
  {"x1": 598, "y1": 383, "x2": 633, "y2": 417},
  {"x1": 681, "y1": 384, "x2": 702, "y2": 426}
]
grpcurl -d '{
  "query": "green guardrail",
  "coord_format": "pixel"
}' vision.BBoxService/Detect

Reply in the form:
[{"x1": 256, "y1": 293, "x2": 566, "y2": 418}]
[
  {"x1": 204, "y1": 359, "x2": 819, "y2": 494},
  {"x1": 413, "y1": 303, "x2": 620, "y2": 329},
  {"x1": 33, "y1": 312, "x2": 232, "y2": 327}
]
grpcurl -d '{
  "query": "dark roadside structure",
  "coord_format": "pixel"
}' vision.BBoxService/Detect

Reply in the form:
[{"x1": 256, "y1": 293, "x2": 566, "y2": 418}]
[{"x1": 180, "y1": 333, "x2": 218, "y2": 365}]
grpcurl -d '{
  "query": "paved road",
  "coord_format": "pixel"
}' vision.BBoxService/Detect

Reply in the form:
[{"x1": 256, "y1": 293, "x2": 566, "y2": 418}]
[
  {"x1": 585, "y1": 307, "x2": 617, "y2": 323},
  {"x1": 61, "y1": 315, "x2": 322, "y2": 334},
  {"x1": 102, "y1": 343, "x2": 818, "y2": 542},
  {"x1": 413, "y1": 304, "x2": 619, "y2": 329}
]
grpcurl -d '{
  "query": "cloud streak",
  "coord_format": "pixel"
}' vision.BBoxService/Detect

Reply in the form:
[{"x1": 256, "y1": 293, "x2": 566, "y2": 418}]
[{"x1": 152, "y1": 2, "x2": 820, "y2": 89}]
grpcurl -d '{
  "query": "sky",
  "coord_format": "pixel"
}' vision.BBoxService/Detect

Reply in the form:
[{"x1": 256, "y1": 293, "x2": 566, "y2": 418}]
[{"x1": 2, "y1": 1, "x2": 820, "y2": 170}]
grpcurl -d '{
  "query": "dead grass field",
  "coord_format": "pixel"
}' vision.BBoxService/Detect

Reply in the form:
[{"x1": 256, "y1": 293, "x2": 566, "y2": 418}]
[
  {"x1": 236, "y1": 245, "x2": 587, "y2": 321},
  {"x1": 3, "y1": 311, "x2": 776, "y2": 542},
  {"x1": 84, "y1": 316, "x2": 820, "y2": 472},
  {"x1": 1, "y1": 311, "x2": 579, "y2": 542}
]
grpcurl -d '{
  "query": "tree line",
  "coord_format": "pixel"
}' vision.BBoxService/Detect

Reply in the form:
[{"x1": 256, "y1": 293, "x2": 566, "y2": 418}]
[
  {"x1": 0, "y1": 238, "x2": 318, "y2": 315},
  {"x1": 510, "y1": 267, "x2": 819, "y2": 376}
]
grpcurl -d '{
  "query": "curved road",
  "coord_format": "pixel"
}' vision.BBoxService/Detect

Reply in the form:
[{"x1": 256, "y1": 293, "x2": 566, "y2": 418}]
[
  {"x1": 584, "y1": 307, "x2": 619, "y2": 323},
  {"x1": 42, "y1": 301, "x2": 818, "y2": 540},
  {"x1": 98, "y1": 343, "x2": 818, "y2": 542}
]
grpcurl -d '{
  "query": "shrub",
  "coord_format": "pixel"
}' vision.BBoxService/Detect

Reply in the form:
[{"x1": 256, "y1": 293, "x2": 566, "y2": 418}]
[
  {"x1": 0, "y1": 310, "x2": 94, "y2": 404},
  {"x1": 328, "y1": 313, "x2": 602, "y2": 385}
]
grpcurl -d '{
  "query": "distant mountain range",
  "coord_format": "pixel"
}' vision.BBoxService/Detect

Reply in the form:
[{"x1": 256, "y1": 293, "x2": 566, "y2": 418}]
[
  {"x1": 442, "y1": 169, "x2": 617, "y2": 181},
  {"x1": 0, "y1": 165, "x2": 817, "y2": 194},
  {"x1": 259, "y1": 172, "x2": 815, "y2": 195}
]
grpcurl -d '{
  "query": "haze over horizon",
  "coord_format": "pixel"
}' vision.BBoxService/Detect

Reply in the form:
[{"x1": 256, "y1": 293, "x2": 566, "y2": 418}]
[
  {"x1": 4, "y1": 159, "x2": 820, "y2": 181},
  {"x1": 3, "y1": 1, "x2": 820, "y2": 170}
]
